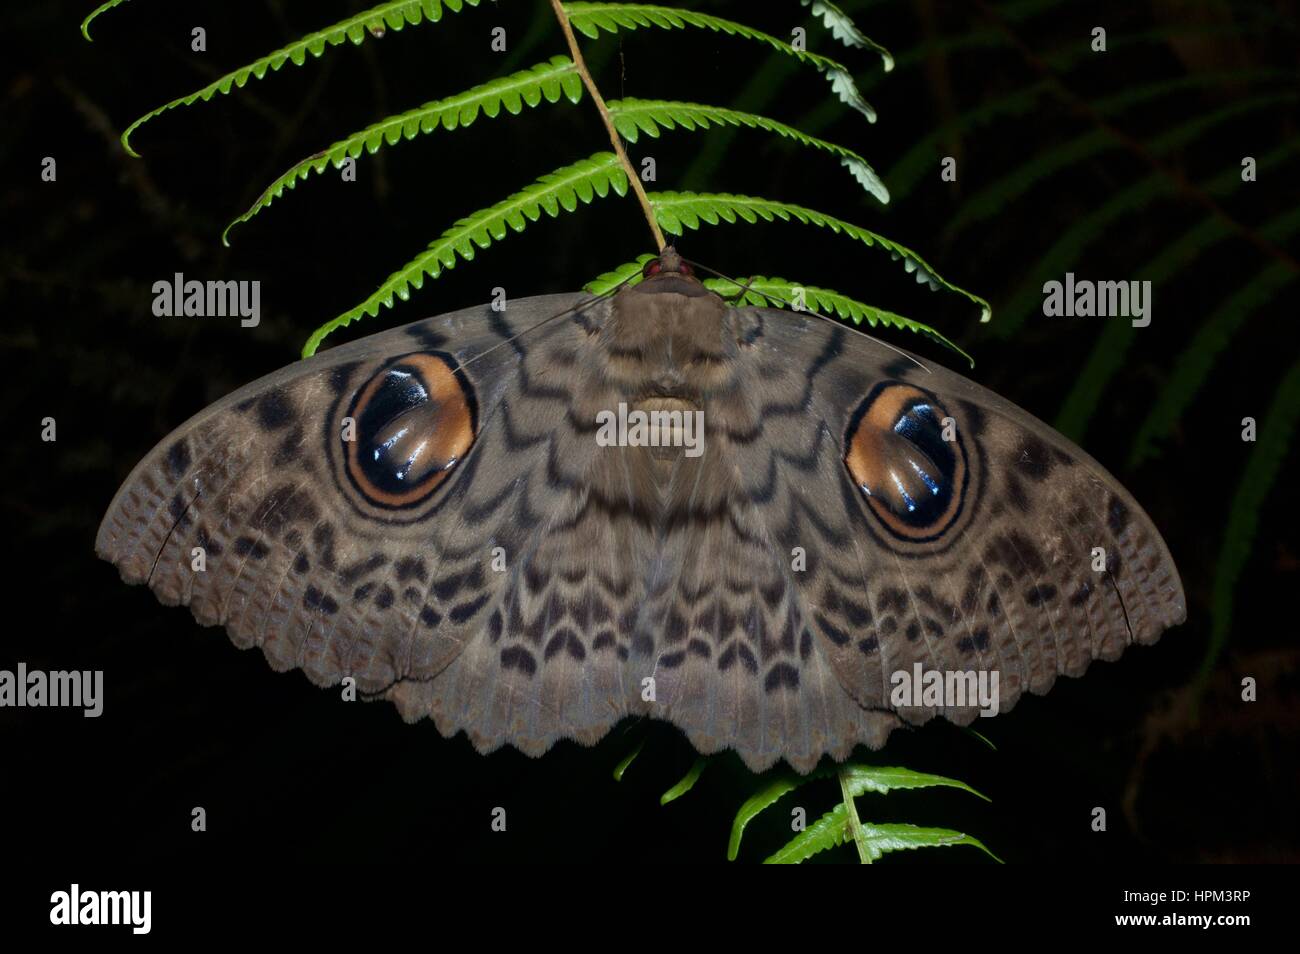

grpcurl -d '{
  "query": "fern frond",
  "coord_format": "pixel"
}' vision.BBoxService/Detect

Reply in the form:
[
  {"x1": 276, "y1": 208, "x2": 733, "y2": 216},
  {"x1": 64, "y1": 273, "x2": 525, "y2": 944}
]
[
  {"x1": 1130, "y1": 262, "x2": 1298, "y2": 468},
  {"x1": 766, "y1": 801, "x2": 850, "y2": 863},
  {"x1": 838, "y1": 764, "x2": 990, "y2": 801},
  {"x1": 607, "y1": 98, "x2": 888, "y2": 203},
  {"x1": 994, "y1": 94, "x2": 1298, "y2": 338},
  {"x1": 225, "y1": 56, "x2": 583, "y2": 244},
  {"x1": 886, "y1": 68, "x2": 1280, "y2": 202},
  {"x1": 611, "y1": 738, "x2": 644, "y2": 781},
  {"x1": 647, "y1": 191, "x2": 992, "y2": 323},
  {"x1": 726, "y1": 762, "x2": 988, "y2": 861},
  {"x1": 688, "y1": 0, "x2": 1072, "y2": 189},
  {"x1": 800, "y1": 9, "x2": 1261, "y2": 140},
  {"x1": 882, "y1": 15, "x2": 1264, "y2": 98},
  {"x1": 727, "y1": 775, "x2": 804, "y2": 861},
  {"x1": 118, "y1": 0, "x2": 484, "y2": 156},
  {"x1": 80, "y1": 0, "x2": 132, "y2": 39},
  {"x1": 705, "y1": 276, "x2": 972, "y2": 365},
  {"x1": 1053, "y1": 209, "x2": 1244, "y2": 440},
  {"x1": 1052, "y1": 151, "x2": 1300, "y2": 439},
  {"x1": 887, "y1": 83, "x2": 1047, "y2": 202},
  {"x1": 562, "y1": 2, "x2": 877, "y2": 122},
  {"x1": 660, "y1": 756, "x2": 710, "y2": 805},
  {"x1": 946, "y1": 81, "x2": 1293, "y2": 239},
  {"x1": 800, "y1": 0, "x2": 893, "y2": 70},
  {"x1": 1052, "y1": 240, "x2": 1207, "y2": 441},
  {"x1": 582, "y1": 254, "x2": 658, "y2": 295},
  {"x1": 766, "y1": 814, "x2": 998, "y2": 864},
  {"x1": 303, "y1": 152, "x2": 628, "y2": 357},
  {"x1": 1201, "y1": 361, "x2": 1300, "y2": 685}
]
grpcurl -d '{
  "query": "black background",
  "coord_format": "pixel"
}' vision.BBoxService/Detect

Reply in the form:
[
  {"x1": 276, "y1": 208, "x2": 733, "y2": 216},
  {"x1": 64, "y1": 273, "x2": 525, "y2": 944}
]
[{"x1": 2, "y1": 0, "x2": 1297, "y2": 870}]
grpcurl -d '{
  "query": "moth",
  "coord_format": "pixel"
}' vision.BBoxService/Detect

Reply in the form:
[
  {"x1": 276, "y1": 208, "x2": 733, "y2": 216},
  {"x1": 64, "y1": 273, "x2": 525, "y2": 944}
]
[{"x1": 98, "y1": 249, "x2": 1186, "y2": 772}]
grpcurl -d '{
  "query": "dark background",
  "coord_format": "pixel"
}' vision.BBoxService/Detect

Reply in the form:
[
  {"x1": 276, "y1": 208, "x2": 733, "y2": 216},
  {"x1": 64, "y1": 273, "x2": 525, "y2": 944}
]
[{"x1": 2, "y1": 0, "x2": 1297, "y2": 866}]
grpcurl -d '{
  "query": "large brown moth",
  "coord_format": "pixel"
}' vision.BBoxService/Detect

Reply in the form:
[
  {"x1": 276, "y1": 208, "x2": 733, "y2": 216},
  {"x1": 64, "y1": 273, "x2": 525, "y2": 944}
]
[{"x1": 98, "y1": 249, "x2": 1186, "y2": 772}]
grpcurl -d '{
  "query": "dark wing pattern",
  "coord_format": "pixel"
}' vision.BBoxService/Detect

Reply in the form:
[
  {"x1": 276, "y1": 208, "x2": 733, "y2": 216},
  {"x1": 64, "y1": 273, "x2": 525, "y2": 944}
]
[
  {"x1": 709, "y1": 309, "x2": 1185, "y2": 760},
  {"x1": 99, "y1": 289, "x2": 1185, "y2": 772},
  {"x1": 98, "y1": 293, "x2": 614, "y2": 712}
]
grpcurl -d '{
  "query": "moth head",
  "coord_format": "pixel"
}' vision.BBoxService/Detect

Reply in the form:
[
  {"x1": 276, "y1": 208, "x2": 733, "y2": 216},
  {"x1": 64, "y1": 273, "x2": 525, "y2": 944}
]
[
  {"x1": 642, "y1": 246, "x2": 694, "y2": 278},
  {"x1": 635, "y1": 246, "x2": 709, "y2": 298}
]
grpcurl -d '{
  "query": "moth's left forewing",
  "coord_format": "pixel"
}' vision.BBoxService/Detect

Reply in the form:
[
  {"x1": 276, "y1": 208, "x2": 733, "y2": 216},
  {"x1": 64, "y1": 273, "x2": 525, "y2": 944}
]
[{"x1": 97, "y1": 294, "x2": 600, "y2": 703}]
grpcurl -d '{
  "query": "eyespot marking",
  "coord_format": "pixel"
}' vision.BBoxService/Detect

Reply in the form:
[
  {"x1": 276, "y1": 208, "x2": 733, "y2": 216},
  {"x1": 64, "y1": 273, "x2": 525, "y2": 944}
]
[
  {"x1": 343, "y1": 352, "x2": 477, "y2": 510},
  {"x1": 844, "y1": 382, "x2": 969, "y2": 543}
]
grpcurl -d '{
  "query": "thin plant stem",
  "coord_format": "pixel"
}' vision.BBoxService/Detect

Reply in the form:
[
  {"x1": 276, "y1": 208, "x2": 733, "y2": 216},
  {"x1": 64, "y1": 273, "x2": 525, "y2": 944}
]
[
  {"x1": 838, "y1": 765, "x2": 872, "y2": 864},
  {"x1": 549, "y1": 0, "x2": 667, "y2": 251}
]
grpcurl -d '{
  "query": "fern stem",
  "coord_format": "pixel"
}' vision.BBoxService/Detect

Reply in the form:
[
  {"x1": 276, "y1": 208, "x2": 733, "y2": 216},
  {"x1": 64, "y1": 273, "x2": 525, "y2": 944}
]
[
  {"x1": 837, "y1": 765, "x2": 872, "y2": 864},
  {"x1": 549, "y1": 0, "x2": 666, "y2": 251}
]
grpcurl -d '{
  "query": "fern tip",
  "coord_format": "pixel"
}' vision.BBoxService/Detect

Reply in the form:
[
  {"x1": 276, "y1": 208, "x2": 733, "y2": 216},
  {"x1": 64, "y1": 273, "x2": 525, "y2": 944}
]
[
  {"x1": 119, "y1": 125, "x2": 143, "y2": 158},
  {"x1": 80, "y1": 0, "x2": 117, "y2": 41}
]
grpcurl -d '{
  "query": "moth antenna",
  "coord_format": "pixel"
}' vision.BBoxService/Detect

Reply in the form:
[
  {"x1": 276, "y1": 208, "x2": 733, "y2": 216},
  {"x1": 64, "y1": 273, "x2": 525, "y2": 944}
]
[
  {"x1": 678, "y1": 257, "x2": 780, "y2": 307},
  {"x1": 679, "y1": 256, "x2": 933, "y2": 375},
  {"x1": 451, "y1": 270, "x2": 640, "y2": 376}
]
